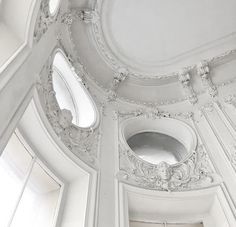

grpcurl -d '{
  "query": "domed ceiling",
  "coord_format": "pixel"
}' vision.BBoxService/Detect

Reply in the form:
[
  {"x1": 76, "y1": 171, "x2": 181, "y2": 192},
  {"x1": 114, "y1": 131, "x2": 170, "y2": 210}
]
[
  {"x1": 101, "y1": 0, "x2": 236, "y2": 74},
  {"x1": 67, "y1": 0, "x2": 236, "y2": 106}
]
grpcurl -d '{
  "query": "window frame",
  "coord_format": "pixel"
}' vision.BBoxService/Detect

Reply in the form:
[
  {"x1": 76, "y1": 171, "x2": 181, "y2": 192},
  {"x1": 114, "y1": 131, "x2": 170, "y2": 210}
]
[
  {"x1": 51, "y1": 48, "x2": 99, "y2": 129},
  {"x1": 0, "y1": 129, "x2": 65, "y2": 227}
]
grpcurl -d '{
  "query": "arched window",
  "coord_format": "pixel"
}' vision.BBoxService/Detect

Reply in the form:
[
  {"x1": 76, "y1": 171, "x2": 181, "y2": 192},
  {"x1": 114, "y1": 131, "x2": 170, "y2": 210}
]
[
  {"x1": 52, "y1": 50, "x2": 97, "y2": 128},
  {"x1": 0, "y1": 132, "x2": 62, "y2": 227}
]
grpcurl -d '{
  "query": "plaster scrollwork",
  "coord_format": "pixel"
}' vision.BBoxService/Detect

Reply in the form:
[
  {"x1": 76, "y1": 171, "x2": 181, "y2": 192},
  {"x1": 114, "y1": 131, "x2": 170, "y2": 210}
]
[
  {"x1": 117, "y1": 145, "x2": 220, "y2": 192},
  {"x1": 197, "y1": 61, "x2": 218, "y2": 98},
  {"x1": 178, "y1": 69, "x2": 198, "y2": 105},
  {"x1": 107, "y1": 68, "x2": 129, "y2": 101},
  {"x1": 37, "y1": 59, "x2": 100, "y2": 168},
  {"x1": 34, "y1": 0, "x2": 58, "y2": 43}
]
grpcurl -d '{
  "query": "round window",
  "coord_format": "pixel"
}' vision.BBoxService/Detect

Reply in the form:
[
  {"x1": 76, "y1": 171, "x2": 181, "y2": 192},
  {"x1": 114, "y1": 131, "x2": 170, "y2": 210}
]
[
  {"x1": 127, "y1": 132, "x2": 188, "y2": 165},
  {"x1": 120, "y1": 117, "x2": 197, "y2": 166}
]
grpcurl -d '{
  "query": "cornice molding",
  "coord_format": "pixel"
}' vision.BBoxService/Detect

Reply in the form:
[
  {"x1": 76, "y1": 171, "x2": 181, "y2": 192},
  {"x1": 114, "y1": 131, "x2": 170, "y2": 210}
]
[
  {"x1": 75, "y1": 4, "x2": 236, "y2": 80},
  {"x1": 59, "y1": 23, "x2": 236, "y2": 107}
]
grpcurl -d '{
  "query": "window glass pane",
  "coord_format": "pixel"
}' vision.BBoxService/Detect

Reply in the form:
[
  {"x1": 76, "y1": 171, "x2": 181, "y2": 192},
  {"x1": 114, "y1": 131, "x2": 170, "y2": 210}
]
[
  {"x1": 52, "y1": 51, "x2": 96, "y2": 128},
  {"x1": 0, "y1": 133, "x2": 32, "y2": 226},
  {"x1": 11, "y1": 162, "x2": 61, "y2": 227},
  {"x1": 53, "y1": 68, "x2": 77, "y2": 124}
]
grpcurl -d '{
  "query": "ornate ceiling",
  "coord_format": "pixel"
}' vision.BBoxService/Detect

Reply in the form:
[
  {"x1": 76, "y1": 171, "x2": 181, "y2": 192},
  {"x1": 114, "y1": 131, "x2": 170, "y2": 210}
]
[{"x1": 57, "y1": 0, "x2": 236, "y2": 107}]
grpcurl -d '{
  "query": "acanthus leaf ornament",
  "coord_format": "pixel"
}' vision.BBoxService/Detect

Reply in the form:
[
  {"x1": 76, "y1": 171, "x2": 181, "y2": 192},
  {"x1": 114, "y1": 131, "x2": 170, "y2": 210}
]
[
  {"x1": 197, "y1": 60, "x2": 218, "y2": 98},
  {"x1": 117, "y1": 145, "x2": 220, "y2": 192}
]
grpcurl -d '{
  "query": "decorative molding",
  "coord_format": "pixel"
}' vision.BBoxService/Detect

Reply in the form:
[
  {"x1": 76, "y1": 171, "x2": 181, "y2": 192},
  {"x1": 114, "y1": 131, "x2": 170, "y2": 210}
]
[
  {"x1": 61, "y1": 8, "x2": 99, "y2": 25},
  {"x1": 34, "y1": 0, "x2": 58, "y2": 43},
  {"x1": 117, "y1": 145, "x2": 220, "y2": 191},
  {"x1": 61, "y1": 9, "x2": 236, "y2": 107},
  {"x1": 200, "y1": 102, "x2": 236, "y2": 171},
  {"x1": 178, "y1": 69, "x2": 198, "y2": 104},
  {"x1": 107, "y1": 68, "x2": 129, "y2": 101},
  {"x1": 197, "y1": 60, "x2": 218, "y2": 98},
  {"x1": 37, "y1": 56, "x2": 100, "y2": 168},
  {"x1": 81, "y1": 5, "x2": 236, "y2": 80}
]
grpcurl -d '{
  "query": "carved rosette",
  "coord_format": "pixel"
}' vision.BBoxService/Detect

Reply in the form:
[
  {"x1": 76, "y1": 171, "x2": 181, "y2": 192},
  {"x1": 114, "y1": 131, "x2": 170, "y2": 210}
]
[
  {"x1": 37, "y1": 58, "x2": 99, "y2": 168},
  {"x1": 117, "y1": 144, "x2": 220, "y2": 192},
  {"x1": 178, "y1": 69, "x2": 198, "y2": 105},
  {"x1": 197, "y1": 61, "x2": 218, "y2": 98}
]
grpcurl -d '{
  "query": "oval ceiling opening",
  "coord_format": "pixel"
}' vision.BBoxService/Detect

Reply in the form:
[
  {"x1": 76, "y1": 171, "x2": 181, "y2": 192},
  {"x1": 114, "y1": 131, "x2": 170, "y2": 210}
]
[{"x1": 127, "y1": 132, "x2": 188, "y2": 165}]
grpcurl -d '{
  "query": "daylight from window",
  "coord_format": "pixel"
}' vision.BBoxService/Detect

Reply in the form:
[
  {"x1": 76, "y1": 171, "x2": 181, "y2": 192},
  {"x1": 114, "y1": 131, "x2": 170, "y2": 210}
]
[
  {"x1": 49, "y1": 0, "x2": 60, "y2": 15},
  {"x1": 52, "y1": 51, "x2": 96, "y2": 128}
]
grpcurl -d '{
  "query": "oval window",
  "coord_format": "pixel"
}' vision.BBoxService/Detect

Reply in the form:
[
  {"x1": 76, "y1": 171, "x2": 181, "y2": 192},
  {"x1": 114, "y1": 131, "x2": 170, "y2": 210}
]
[
  {"x1": 127, "y1": 132, "x2": 188, "y2": 165},
  {"x1": 49, "y1": 0, "x2": 60, "y2": 16},
  {"x1": 52, "y1": 51, "x2": 97, "y2": 128}
]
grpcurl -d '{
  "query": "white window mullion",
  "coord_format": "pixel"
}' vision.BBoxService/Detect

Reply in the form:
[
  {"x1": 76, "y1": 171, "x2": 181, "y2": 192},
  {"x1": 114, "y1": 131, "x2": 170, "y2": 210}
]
[{"x1": 7, "y1": 156, "x2": 37, "y2": 227}]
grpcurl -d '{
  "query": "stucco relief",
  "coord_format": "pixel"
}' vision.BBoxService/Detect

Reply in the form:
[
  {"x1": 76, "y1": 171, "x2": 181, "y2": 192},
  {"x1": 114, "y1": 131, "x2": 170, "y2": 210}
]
[
  {"x1": 34, "y1": 0, "x2": 59, "y2": 43},
  {"x1": 116, "y1": 110, "x2": 220, "y2": 191},
  {"x1": 117, "y1": 145, "x2": 220, "y2": 191},
  {"x1": 59, "y1": 7, "x2": 236, "y2": 107},
  {"x1": 37, "y1": 55, "x2": 100, "y2": 168},
  {"x1": 178, "y1": 69, "x2": 198, "y2": 105}
]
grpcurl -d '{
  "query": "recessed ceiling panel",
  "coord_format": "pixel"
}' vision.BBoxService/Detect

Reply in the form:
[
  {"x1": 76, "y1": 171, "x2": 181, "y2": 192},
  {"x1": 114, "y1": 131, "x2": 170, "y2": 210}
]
[{"x1": 101, "y1": 0, "x2": 236, "y2": 71}]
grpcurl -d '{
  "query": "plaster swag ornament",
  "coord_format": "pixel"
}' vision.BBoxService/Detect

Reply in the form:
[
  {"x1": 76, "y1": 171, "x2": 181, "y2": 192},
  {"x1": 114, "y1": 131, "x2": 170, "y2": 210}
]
[
  {"x1": 178, "y1": 69, "x2": 198, "y2": 105},
  {"x1": 117, "y1": 145, "x2": 220, "y2": 192},
  {"x1": 197, "y1": 61, "x2": 218, "y2": 98},
  {"x1": 34, "y1": 0, "x2": 57, "y2": 42},
  {"x1": 37, "y1": 60, "x2": 100, "y2": 168}
]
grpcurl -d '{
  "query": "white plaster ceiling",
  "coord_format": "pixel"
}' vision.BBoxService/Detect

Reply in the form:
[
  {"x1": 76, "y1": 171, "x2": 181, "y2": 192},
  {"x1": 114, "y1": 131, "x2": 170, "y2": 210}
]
[
  {"x1": 101, "y1": 0, "x2": 236, "y2": 73},
  {"x1": 69, "y1": 0, "x2": 236, "y2": 105}
]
